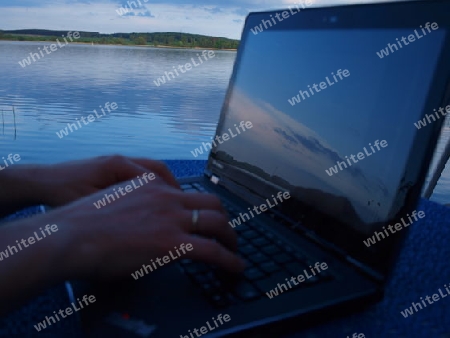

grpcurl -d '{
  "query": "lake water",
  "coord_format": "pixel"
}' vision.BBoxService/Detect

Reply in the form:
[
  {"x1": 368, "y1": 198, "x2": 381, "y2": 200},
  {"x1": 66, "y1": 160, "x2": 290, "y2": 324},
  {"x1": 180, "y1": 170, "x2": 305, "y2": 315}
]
[{"x1": 0, "y1": 41, "x2": 449, "y2": 205}]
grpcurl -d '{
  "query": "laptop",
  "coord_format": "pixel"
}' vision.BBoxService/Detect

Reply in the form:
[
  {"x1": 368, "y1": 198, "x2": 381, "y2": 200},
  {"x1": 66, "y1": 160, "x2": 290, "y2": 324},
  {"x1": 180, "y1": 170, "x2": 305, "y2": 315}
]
[{"x1": 84, "y1": 0, "x2": 450, "y2": 337}]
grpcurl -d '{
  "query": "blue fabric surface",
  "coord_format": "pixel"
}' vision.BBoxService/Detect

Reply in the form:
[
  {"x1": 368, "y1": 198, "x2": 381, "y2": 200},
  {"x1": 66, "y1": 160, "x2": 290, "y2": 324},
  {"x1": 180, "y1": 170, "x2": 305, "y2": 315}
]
[
  {"x1": 2, "y1": 160, "x2": 449, "y2": 337},
  {"x1": 166, "y1": 160, "x2": 450, "y2": 337}
]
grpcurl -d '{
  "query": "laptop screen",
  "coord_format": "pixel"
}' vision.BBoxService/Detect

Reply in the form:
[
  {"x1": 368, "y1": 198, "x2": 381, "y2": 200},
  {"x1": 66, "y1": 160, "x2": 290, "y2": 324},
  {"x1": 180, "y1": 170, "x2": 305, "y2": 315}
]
[{"x1": 208, "y1": 3, "x2": 449, "y2": 275}]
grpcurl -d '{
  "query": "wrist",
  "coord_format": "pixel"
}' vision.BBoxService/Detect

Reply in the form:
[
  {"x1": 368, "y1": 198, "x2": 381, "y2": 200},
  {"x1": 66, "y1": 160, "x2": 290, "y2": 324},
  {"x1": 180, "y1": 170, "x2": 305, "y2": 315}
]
[
  {"x1": 47, "y1": 206, "x2": 102, "y2": 280},
  {"x1": 26, "y1": 208, "x2": 93, "y2": 281},
  {"x1": 0, "y1": 212, "x2": 77, "y2": 309}
]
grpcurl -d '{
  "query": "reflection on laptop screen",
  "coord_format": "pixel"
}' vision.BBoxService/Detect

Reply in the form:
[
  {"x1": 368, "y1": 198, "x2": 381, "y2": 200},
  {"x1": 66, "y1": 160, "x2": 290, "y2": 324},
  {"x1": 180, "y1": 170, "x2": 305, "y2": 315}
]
[{"x1": 211, "y1": 27, "x2": 446, "y2": 232}]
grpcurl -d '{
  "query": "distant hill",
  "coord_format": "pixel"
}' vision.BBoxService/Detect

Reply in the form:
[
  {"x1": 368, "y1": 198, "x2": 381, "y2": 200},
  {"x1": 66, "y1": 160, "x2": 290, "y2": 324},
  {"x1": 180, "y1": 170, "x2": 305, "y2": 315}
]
[{"x1": 0, "y1": 29, "x2": 239, "y2": 50}]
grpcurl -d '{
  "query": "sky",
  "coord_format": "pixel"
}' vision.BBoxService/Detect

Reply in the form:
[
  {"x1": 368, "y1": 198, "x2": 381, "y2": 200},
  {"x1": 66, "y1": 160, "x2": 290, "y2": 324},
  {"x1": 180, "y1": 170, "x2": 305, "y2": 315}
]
[{"x1": 0, "y1": 0, "x2": 393, "y2": 39}]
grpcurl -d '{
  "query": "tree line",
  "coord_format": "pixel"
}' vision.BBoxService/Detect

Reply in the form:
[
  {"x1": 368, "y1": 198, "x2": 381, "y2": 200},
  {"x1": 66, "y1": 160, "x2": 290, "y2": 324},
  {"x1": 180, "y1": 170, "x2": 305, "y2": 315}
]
[{"x1": 0, "y1": 29, "x2": 239, "y2": 49}]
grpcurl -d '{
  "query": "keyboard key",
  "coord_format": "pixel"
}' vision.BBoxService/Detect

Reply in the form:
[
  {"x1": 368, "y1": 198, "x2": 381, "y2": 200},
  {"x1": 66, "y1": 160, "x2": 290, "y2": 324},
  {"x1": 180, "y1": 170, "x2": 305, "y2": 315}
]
[
  {"x1": 244, "y1": 267, "x2": 265, "y2": 280},
  {"x1": 285, "y1": 262, "x2": 308, "y2": 276},
  {"x1": 264, "y1": 231, "x2": 275, "y2": 239},
  {"x1": 303, "y1": 274, "x2": 321, "y2": 284},
  {"x1": 202, "y1": 284, "x2": 223, "y2": 299},
  {"x1": 235, "y1": 225, "x2": 252, "y2": 233},
  {"x1": 233, "y1": 281, "x2": 261, "y2": 301},
  {"x1": 194, "y1": 272, "x2": 215, "y2": 284},
  {"x1": 184, "y1": 188, "x2": 198, "y2": 193},
  {"x1": 293, "y1": 251, "x2": 308, "y2": 261},
  {"x1": 225, "y1": 204, "x2": 238, "y2": 212},
  {"x1": 214, "y1": 271, "x2": 242, "y2": 285},
  {"x1": 210, "y1": 294, "x2": 230, "y2": 308},
  {"x1": 273, "y1": 253, "x2": 293, "y2": 264},
  {"x1": 241, "y1": 230, "x2": 259, "y2": 239},
  {"x1": 248, "y1": 252, "x2": 269, "y2": 264},
  {"x1": 193, "y1": 274, "x2": 212, "y2": 284},
  {"x1": 193, "y1": 183, "x2": 206, "y2": 192},
  {"x1": 225, "y1": 293, "x2": 239, "y2": 306},
  {"x1": 237, "y1": 237, "x2": 248, "y2": 246},
  {"x1": 284, "y1": 246, "x2": 294, "y2": 253},
  {"x1": 180, "y1": 184, "x2": 193, "y2": 190},
  {"x1": 261, "y1": 245, "x2": 281, "y2": 255},
  {"x1": 252, "y1": 237, "x2": 270, "y2": 247},
  {"x1": 254, "y1": 271, "x2": 291, "y2": 294},
  {"x1": 240, "y1": 244, "x2": 258, "y2": 256},
  {"x1": 275, "y1": 239, "x2": 286, "y2": 247},
  {"x1": 260, "y1": 261, "x2": 281, "y2": 274}
]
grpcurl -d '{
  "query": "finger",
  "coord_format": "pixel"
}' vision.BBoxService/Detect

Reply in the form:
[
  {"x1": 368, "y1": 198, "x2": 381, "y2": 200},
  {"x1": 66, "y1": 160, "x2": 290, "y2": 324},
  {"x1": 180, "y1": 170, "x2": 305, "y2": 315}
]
[
  {"x1": 181, "y1": 193, "x2": 226, "y2": 213},
  {"x1": 129, "y1": 158, "x2": 179, "y2": 189},
  {"x1": 180, "y1": 235, "x2": 246, "y2": 273},
  {"x1": 98, "y1": 156, "x2": 160, "y2": 186},
  {"x1": 120, "y1": 165, "x2": 167, "y2": 187},
  {"x1": 178, "y1": 209, "x2": 237, "y2": 252}
]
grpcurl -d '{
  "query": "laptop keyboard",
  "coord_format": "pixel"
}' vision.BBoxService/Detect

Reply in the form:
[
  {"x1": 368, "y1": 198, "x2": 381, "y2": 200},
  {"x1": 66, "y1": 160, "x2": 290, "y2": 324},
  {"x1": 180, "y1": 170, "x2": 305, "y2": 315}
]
[{"x1": 179, "y1": 183, "x2": 332, "y2": 308}]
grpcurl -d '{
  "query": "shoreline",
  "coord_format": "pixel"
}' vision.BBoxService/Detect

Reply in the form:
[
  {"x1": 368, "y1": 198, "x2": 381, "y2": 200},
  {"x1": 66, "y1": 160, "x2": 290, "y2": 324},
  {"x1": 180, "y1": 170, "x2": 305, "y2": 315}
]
[{"x1": 0, "y1": 39, "x2": 237, "y2": 51}]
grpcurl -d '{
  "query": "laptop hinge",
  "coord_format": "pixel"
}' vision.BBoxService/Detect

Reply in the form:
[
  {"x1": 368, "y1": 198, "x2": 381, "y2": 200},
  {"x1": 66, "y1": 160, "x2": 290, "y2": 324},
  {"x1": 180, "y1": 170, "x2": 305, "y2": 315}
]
[
  {"x1": 302, "y1": 228, "x2": 384, "y2": 283},
  {"x1": 345, "y1": 256, "x2": 384, "y2": 282}
]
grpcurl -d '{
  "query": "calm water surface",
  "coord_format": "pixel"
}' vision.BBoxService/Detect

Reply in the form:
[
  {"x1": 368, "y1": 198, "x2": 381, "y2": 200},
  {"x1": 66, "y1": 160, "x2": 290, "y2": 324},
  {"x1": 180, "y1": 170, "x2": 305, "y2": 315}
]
[
  {"x1": 0, "y1": 41, "x2": 232, "y2": 160},
  {"x1": 0, "y1": 41, "x2": 449, "y2": 204}
]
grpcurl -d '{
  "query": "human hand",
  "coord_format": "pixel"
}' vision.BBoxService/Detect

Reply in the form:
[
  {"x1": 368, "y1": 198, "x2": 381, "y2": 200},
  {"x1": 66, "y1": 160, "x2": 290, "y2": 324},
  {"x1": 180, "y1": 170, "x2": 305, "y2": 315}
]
[
  {"x1": 34, "y1": 155, "x2": 179, "y2": 208},
  {"x1": 51, "y1": 176, "x2": 245, "y2": 279}
]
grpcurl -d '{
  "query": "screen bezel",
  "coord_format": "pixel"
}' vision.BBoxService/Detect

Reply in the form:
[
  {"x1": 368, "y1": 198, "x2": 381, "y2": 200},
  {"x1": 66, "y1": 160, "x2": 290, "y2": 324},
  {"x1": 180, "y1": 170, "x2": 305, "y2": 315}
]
[{"x1": 206, "y1": 0, "x2": 450, "y2": 279}]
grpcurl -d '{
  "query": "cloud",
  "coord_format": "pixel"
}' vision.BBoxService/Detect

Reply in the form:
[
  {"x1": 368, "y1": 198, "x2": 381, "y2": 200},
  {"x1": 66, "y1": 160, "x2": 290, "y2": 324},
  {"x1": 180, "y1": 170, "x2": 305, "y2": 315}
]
[
  {"x1": 203, "y1": 6, "x2": 222, "y2": 14},
  {"x1": 138, "y1": 10, "x2": 154, "y2": 17},
  {"x1": 233, "y1": 8, "x2": 251, "y2": 16}
]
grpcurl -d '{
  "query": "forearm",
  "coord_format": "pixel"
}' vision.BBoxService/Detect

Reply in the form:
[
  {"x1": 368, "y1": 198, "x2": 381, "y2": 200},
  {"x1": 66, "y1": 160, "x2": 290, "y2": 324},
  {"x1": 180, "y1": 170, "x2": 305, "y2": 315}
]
[
  {"x1": 0, "y1": 212, "x2": 76, "y2": 314},
  {"x1": 0, "y1": 165, "x2": 46, "y2": 218}
]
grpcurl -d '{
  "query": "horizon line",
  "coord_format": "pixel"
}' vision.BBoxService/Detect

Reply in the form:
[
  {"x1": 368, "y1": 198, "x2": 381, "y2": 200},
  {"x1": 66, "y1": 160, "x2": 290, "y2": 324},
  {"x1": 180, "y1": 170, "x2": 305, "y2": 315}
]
[{"x1": 0, "y1": 28, "x2": 240, "y2": 41}]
